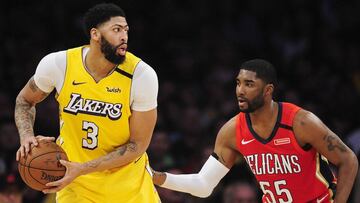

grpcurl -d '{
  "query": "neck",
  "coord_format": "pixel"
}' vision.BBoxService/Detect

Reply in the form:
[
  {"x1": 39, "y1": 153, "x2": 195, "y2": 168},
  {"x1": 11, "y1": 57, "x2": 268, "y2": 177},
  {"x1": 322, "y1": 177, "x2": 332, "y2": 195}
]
[
  {"x1": 249, "y1": 100, "x2": 277, "y2": 124},
  {"x1": 85, "y1": 46, "x2": 117, "y2": 81}
]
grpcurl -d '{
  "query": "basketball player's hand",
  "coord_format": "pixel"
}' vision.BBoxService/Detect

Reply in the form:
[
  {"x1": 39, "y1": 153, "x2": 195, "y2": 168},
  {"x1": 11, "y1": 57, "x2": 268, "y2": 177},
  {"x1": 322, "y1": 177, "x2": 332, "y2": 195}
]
[
  {"x1": 151, "y1": 168, "x2": 166, "y2": 186},
  {"x1": 16, "y1": 135, "x2": 55, "y2": 161},
  {"x1": 43, "y1": 160, "x2": 82, "y2": 193},
  {"x1": 35, "y1": 135, "x2": 55, "y2": 142}
]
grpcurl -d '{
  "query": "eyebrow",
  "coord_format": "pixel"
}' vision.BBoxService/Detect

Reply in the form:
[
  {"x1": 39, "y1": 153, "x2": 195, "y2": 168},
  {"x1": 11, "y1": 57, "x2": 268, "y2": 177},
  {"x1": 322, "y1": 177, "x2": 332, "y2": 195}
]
[
  {"x1": 244, "y1": 79, "x2": 255, "y2": 83},
  {"x1": 113, "y1": 24, "x2": 129, "y2": 28}
]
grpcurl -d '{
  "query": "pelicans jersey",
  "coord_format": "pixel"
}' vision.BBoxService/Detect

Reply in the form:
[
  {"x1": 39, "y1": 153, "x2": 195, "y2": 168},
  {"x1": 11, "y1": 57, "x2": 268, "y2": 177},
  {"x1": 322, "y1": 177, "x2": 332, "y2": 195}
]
[
  {"x1": 236, "y1": 102, "x2": 336, "y2": 203},
  {"x1": 55, "y1": 46, "x2": 159, "y2": 203}
]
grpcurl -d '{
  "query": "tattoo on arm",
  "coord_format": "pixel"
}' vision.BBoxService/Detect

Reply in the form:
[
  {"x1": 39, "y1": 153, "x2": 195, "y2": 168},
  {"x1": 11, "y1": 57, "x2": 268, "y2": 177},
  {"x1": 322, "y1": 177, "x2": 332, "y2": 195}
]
[
  {"x1": 82, "y1": 159, "x2": 102, "y2": 169},
  {"x1": 117, "y1": 141, "x2": 137, "y2": 156},
  {"x1": 28, "y1": 77, "x2": 49, "y2": 97},
  {"x1": 323, "y1": 134, "x2": 347, "y2": 152},
  {"x1": 29, "y1": 78, "x2": 38, "y2": 92},
  {"x1": 83, "y1": 141, "x2": 138, "y2": 170},
  {"x1": 15, "y1": 96, "x2": 36, "y2": 139},
  {"x1": 15, "y1": 77, "x2": 50, "y2": 140}
]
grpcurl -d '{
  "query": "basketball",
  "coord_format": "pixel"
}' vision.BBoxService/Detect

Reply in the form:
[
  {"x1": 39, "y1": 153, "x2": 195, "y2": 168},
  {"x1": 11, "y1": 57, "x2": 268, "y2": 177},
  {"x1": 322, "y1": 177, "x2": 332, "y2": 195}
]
[{"x1": 18, "y1": 140, "x2": 68, "y2": 191}]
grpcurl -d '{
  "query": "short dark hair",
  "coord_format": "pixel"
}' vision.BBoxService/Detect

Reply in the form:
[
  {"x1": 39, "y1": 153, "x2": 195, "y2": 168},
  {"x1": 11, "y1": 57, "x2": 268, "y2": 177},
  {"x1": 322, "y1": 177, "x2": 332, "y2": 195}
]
[
  {"x1": 240, "y1": 59, "x2": 277, "y2": 86},
  {"x1": 83, "y1": 3, "x2": 126, "y2": 39}
]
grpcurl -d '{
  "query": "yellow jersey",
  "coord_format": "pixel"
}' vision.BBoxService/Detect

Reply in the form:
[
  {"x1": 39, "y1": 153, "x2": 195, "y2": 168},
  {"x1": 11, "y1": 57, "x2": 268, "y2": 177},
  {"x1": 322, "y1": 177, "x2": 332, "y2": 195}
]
[{"x1": 55, "y1": 46, "x2": 160, "y2": 203}]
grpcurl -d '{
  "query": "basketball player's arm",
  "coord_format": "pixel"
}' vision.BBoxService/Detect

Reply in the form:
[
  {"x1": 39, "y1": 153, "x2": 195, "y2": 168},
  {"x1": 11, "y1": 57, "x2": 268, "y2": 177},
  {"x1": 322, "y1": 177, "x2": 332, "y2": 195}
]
[
  {"x1": 152, "y1": 117, "x2": 239, "y2": 197},
  {"x1": 15, "y1": 77, "x2": 53, "y2": 161},
  {"x1": 43, "y1": 108, "x2": 157, "y2": 193},
  {"x1": 294, "y1": 110, "x2": 358, "y2": 203},
  {"x1": 83, "y1": 108, "x2": 158, "y2": 173},
  {"x1": 43, "y1": 61, "x2": 159, "y2": 194}
]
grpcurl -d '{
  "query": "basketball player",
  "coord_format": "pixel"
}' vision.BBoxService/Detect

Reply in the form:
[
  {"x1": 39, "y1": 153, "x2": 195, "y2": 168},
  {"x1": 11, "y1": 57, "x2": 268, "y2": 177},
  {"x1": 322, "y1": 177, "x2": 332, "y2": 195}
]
[
  {"x1": 15, "y1": 3, "x2": 160, "y2": 202},
  {"x1": 152, "y1": 59, "x2": 358, "y2": 202}
]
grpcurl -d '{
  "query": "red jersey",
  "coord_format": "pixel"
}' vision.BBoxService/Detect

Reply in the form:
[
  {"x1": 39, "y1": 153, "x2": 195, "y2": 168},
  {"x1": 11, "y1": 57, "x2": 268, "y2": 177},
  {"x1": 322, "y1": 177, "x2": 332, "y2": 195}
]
[{"x1": 236, "y1": 102, "x2": 336, "y2": 203}]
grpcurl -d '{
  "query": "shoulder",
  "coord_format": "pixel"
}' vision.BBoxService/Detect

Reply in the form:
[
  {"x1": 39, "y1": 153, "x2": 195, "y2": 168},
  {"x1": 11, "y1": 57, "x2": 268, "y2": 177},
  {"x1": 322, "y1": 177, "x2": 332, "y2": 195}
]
[
  {"x1": 37, "y1": 50, "x2": 66, "y2": 71},
  {"x1": 214, "y1": 115, "x2": 241, "y2": 167},
  {"x1": 40, "y1": 50, "x2": 66, "y2": 62},
  {"x1": 132, "y1": 61, "x2": 158, "y2": 87},
  {"x1": 293, "y1": 109, "x2": 327, "y2": 145},
  {"x1": 130, "y1": 60, "x2": 158, "y2": 111},
  {"x1": 293, "y1": 109, "x2": 323, "y2": 130},
  {"x1": 36, "y1": 50, "x2": 67, "y2": 76},
  {"x1": 219, "y1": 115, "x2": 237, "y2": 135},
  {"x1": 134, "y1": 60, "x2": 157, "y2": 79},
  {"x1": 216, "y1": 115, "x2": 238, "y2": 149},
  {"x1": 34, "y1": 50, "x2": 67, "y2": 92}
]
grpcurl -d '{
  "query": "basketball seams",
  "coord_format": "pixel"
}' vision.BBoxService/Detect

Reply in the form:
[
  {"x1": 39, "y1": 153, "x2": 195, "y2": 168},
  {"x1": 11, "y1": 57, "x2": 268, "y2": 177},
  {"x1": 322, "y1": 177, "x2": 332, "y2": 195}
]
[
  {"x1": 18, "y1": 162, "x2": 66, "y2": 171},
  {"x1": 28, "y1": 151, "x2": 67, "y2": 169},
  {"x1": 19, "y1": 151, "x2": 66, "y2": 169},
  {"x1": 28, "y1": 167, "x2": 67, "y2": 189},
  {"x1": 27, "y1": 164, "x2": 47, "y2": 189},
  {"x1": 19, "y1": 153, "x2": 30, "y2": 186},
  {"x1": 18, "y1": 141, "x2": 68, "y2": 191},
  {"x1": 28, "y1": 151, "x2": 66, "y2": 190},
  {"x1": 18, "y1": 164, "x2": 29, "y2": 186}
]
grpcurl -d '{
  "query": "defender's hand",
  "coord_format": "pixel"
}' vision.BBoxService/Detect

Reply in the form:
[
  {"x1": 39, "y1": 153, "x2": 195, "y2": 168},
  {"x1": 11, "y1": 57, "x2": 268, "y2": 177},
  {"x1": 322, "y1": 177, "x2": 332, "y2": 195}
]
[{"x1": 151, "y1": 168, "x2": 167, "y2": 186}]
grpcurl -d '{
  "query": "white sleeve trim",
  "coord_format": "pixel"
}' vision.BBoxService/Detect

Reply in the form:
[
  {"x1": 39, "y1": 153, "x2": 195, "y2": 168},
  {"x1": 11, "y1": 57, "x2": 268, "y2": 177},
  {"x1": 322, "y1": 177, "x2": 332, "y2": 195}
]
[
  {"x1": 130, "y1": 61, "x2": 158, "y2": 111},
  {"x1": 161, "y1": 155, "x2": 230, "y2": 198},
  {"x1": 33, "y1": 51, "x2": 66, "y2": 93}
]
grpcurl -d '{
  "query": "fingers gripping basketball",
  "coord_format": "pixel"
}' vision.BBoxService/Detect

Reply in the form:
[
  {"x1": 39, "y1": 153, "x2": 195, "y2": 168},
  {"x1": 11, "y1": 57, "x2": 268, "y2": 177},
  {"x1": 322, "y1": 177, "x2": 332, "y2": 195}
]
[{"x1": 18, "y1": 140, "x2": 68, "y2": 191}]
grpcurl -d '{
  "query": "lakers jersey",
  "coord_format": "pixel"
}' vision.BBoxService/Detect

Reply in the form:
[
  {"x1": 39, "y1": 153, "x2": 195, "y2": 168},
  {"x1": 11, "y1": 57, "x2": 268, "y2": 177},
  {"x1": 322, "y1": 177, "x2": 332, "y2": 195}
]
[
  {"x1": 236, "y1": 102, "x2": 336, "y2": 203},
  {"x1": 56, "y1": 46, "x2": 159, "y2": 203}
]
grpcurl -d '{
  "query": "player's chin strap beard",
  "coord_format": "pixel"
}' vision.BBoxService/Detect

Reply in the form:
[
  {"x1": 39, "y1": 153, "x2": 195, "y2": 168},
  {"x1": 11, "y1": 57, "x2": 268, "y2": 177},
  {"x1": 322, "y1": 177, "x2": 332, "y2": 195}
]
[{"x1": 100, "y1": 37, "x2": 126, "y2": 65}]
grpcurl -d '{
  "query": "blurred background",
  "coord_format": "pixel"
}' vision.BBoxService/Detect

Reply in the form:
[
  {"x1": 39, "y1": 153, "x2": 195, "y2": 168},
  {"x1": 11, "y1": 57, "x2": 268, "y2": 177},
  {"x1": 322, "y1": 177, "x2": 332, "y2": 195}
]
[{"x1": 1, "y1": 0, "x2": 359, "y2": 202}]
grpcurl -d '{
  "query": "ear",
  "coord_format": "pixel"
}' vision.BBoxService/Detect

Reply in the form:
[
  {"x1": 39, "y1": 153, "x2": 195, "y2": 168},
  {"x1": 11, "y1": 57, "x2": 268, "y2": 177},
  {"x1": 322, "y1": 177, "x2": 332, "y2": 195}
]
[
  {"x1": 264, "y1": 84, "x2": 274, "y2": 96},
  {"x1": 90, "y1": 28, "x2": 101, "y2": 42}
]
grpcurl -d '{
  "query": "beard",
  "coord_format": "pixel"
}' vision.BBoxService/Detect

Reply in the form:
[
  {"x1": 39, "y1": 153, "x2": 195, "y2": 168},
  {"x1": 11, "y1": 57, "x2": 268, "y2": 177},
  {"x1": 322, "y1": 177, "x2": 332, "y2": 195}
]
[
  {"x1": 239, "y1": 91, "x2": 265, "y2": 113},
  {"x1": 100, "y1": 36, "x2": 126, "y2": 64}
]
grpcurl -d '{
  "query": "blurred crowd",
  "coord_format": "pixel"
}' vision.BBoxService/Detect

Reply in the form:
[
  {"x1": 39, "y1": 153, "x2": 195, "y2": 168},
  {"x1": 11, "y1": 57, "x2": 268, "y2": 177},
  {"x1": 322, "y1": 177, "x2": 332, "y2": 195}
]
[{"x1": 1, "y1": 0, "x2": 359, "y2": 202}]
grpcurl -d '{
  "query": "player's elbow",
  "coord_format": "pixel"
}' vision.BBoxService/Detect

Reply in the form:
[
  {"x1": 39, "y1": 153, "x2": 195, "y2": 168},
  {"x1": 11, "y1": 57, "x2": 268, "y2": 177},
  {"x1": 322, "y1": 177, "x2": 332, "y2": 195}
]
[
  {"x1": 190, "y1": 180, "x2": 214, "y2": 198},
  {"x1": 348, "y1": 151, "x2": 358, "y2": 172},
  {"x1": 194, "y1": 190, "x2": 213, "y2": 198},
  {"x1": 338, "y1": 149, "x2": 358, "y2": 175},
  {"x1": 343, "y1": 150, "x2": 358, "y2": 165}
]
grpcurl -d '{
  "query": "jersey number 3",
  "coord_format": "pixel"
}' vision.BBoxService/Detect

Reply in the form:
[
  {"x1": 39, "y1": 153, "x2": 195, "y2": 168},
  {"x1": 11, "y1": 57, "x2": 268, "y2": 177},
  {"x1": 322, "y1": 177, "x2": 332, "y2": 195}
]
[{"x1": 82, "y1": 121, "x2": 99, "y2": 149}]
